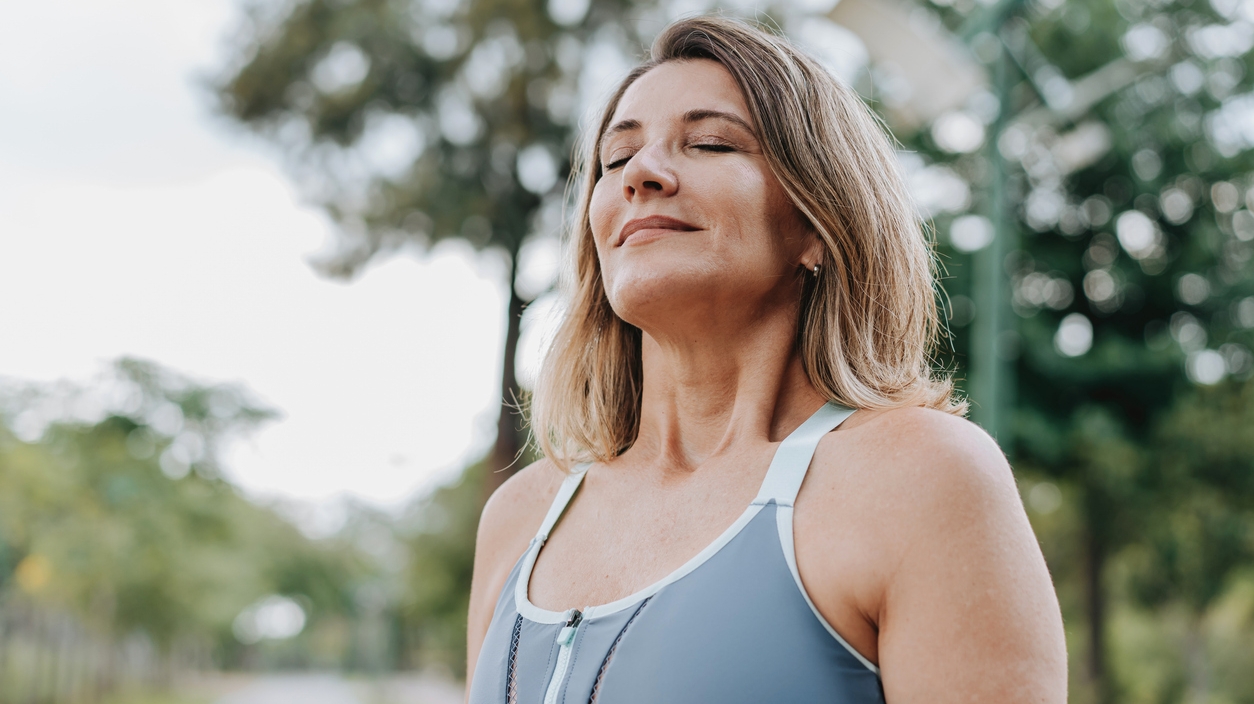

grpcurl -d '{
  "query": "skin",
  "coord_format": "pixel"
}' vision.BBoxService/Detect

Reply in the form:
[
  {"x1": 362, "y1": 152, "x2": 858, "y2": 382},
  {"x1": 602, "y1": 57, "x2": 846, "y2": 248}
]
[{"x1": 466, "y1": 59, "x2": 1067, "y2": 702}]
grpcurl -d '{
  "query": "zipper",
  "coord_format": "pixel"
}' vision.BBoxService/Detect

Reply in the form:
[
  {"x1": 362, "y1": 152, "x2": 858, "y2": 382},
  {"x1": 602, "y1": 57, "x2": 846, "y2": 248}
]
[{"x1": 542, "y1": 609, "x2": 584, "y2": 704}]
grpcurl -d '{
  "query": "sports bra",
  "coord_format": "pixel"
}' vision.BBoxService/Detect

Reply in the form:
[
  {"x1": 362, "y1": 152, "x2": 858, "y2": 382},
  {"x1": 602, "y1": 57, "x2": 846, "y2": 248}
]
[{"x1": 468, "y1": 402, "x2": 884, "y2": 704}]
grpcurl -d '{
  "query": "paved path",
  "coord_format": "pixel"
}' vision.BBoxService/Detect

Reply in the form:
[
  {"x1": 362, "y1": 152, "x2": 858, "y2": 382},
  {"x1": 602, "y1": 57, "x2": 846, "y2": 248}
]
[{"x1": 210, "y1": 672, "x2": 463, "y2": 704}]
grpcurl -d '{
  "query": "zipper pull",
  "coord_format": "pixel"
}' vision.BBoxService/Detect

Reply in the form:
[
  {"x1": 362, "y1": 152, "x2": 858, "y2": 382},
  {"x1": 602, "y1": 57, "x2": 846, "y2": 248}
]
[{"x1": 558, "y1": 609, "x2": 583, "y2": 646}]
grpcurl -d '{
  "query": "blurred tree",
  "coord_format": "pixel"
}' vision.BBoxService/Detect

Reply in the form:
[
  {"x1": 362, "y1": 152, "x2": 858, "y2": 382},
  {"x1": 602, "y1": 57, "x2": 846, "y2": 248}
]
[
  {"x1": 394, "y1": 458, "x2": 485, "y2": 675},
  {"x1": 1122, "y1": 381, "x2": 1254, "y2": 702},
  {"x1": 0, "y1": 359, "x2": 368, "y2": 692},
  {"x1": 215, "y1": 0, "x2": 651, "y2": 492},
  {"x1": 914, "y1": 0, "x2": 1254, "y2": 700}
]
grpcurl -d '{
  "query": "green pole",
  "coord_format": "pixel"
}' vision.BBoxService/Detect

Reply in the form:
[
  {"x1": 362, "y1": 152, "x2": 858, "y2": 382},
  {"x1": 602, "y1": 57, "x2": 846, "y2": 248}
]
[{"x1": 969, "y1": 24, "x2": 1017, "y2": 447}]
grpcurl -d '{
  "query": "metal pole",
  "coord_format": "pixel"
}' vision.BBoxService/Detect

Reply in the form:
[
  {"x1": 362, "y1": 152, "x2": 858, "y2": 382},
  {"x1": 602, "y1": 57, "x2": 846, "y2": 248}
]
[{"x1": 969, "y1": 28, "x2": 1016, "y2": 446}]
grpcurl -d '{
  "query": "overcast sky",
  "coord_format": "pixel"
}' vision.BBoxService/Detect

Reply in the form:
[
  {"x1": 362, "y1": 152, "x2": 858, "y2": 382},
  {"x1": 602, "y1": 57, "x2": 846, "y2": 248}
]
[{"x1": 0, "y1": 0, "x2": 518, "y2": 512}]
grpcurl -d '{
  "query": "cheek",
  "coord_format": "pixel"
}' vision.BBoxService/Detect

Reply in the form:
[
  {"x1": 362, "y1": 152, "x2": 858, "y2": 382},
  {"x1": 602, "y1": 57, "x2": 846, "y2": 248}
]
[
  {"x1": 737, "y1": 166, "x2": 807, "y2": 260},
  {"x1": 589, "y1": 178, "x2": 620, "y2": 242},
  {"x1": 705, "y1": 163, "x2": 772, "y2": 226},
  {"x1": 702, "y1": 166, "x2": 793, "y2": 262}
]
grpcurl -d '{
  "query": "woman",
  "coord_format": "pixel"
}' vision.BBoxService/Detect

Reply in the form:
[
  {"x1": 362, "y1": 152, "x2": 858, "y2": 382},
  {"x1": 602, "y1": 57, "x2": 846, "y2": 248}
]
[{"x1": 466, "y1": 16, "x2": 1066, "y2": 704}]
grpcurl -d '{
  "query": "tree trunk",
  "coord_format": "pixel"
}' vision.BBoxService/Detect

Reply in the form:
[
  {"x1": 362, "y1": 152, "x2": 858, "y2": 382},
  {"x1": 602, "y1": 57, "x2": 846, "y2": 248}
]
[
  {"x1": 1084, "y1": 526, "x2": 1110, "y2": 704},
  {"x1": 485, "y1": 251, "x2": 528, "y2": 498}
]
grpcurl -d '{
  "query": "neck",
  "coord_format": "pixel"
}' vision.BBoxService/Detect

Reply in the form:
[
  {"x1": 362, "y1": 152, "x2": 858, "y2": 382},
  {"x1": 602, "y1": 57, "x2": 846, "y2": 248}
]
[{"x1": 626, "y1": 306, "x2": 825, "y2": 475}]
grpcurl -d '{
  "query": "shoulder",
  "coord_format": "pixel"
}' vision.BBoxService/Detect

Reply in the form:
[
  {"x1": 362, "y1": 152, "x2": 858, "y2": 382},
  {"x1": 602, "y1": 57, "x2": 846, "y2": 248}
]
[
  {"x1": 811, "y1": 409, "x2": 1065, "y2": 700},
  {"x1": 807, "y1": 405, "x2": 1026, "y2": 565},
  {"x1": 830, "y1": 405, "x2": 1007, "y2": 469},
  {"x1": 469, "y1": 459, "x2": 567, "y2": 631},
  {"x1": 475, "y1": 458, "x2": 568, "y2": 566},
  {"x1": 815, "y1": 405, "x2": 1017, "y2": 512},
  {"x1": 466, "y1": 459, "x2": 569, "y2": 682}
]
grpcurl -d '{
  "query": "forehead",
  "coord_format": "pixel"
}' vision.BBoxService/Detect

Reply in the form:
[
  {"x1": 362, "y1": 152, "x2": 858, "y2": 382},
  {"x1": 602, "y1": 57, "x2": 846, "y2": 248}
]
[{"x1": 610, "y1": 59, "x2": 751, "y2": 129}]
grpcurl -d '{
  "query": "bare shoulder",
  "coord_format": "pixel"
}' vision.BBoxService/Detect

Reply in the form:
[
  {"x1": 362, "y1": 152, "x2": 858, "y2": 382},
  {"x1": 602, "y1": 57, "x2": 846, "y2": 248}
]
[
  {"x1": 467, "y1": 458, "x2": 569, "y2": 684},
  {"x1": 803, "y1": 405, "x2": 1029, "y2": 582},
  {"x1": 837, "y1": 405, "x2": 1007, "y2": 472},
  {"x1": 813, "y1": 405, "x2": 1018, "y2": 517},
  {"x1": 476, "y1": 458, "x2": 568, "y2": 567},
  {"x1": 807, "y1": 407, "x2": 1066, "y2": 701}
]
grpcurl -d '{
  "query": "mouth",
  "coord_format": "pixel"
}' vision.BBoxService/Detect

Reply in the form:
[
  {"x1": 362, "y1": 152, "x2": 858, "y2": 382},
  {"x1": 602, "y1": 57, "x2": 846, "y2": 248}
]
[{"x1": 617, "y1": 215, "x2": 700, "y2": 246}]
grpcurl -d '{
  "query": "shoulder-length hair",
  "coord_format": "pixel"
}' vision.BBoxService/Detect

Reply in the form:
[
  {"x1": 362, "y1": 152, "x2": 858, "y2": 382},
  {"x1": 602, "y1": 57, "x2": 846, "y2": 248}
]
[{"x1": 531, "y1": 15, "x2": 964, "y2": 469}]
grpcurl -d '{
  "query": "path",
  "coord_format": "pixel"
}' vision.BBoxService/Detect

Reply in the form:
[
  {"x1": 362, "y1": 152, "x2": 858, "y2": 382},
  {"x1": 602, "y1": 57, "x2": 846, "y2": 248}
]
[{"x1": 210, "y1": 672, "x2": 463, "y2": 704}]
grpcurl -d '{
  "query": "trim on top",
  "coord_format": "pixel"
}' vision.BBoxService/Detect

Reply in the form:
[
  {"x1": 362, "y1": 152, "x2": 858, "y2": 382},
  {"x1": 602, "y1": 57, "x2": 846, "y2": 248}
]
[
  {"x1": 774, "y1": 504, "x2": 881, "y2": 675},
  {"x1": 515, "y1": 401, "x2": 854, "y2": 625},
  {"x1": 516, "y1": 503, "x2": 766, "y2": 623}
]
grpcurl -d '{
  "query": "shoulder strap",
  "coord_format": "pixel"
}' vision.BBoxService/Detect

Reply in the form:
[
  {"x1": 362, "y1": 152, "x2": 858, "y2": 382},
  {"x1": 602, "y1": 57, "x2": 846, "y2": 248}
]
[
  {"x1": 535, "y1": 464, "x2": 589, "y2": 542},
  {"x1": 753, "y1": 403, "x2": 855, "y2": 508}
]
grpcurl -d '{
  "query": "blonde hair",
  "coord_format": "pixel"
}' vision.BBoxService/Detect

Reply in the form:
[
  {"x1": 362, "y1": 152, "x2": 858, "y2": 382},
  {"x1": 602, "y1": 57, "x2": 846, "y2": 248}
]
[{"x1": 531, "y1": 15, "x2": 964, "y2": 469}]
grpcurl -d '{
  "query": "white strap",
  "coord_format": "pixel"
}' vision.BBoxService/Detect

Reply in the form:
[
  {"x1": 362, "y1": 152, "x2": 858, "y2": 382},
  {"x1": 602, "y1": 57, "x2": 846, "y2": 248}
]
[
  {"x1": 753, "y1": 402, "x2": 855, "y2": 507},
  {"x1": 535, "y1": 465, "x2": 589, "y2": 541}
]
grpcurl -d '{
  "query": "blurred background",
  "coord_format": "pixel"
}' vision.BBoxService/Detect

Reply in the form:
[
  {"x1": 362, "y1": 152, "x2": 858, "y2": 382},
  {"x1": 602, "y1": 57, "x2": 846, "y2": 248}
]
[{"x1": 1, "y1": 0, "x2": 1252, "y2": 702}]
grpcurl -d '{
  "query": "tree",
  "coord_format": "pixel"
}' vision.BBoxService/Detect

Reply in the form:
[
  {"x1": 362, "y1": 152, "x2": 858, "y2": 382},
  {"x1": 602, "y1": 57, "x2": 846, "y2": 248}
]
[
  {"x1": 215, "y1": 0, "x2": 655, "y2": 491},
  {"x1": 0, "y1": 359, "x2": 368, "y2": 693},
  {"x1": 394, "y1": 458, "x2": 486, "y2": 675},
  {"x1": 1123, "y1": 381, "x2": 1254, "y2": 702},
  {"x1": 910, "y1": 0, "x2": 1254, "y2": 700}
]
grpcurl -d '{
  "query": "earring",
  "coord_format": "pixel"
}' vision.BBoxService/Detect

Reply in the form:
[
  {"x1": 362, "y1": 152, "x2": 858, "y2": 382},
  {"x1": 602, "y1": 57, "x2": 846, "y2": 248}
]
[{"x1": 812, "y1": 263, "x2": 821, "y2": 278}]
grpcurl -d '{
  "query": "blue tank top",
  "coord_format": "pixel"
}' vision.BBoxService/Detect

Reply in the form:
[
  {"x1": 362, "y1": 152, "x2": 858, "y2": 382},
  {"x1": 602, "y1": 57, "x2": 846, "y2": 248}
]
[{"x1": 469, "y1": 403, "x2": 884, "y2": 704}]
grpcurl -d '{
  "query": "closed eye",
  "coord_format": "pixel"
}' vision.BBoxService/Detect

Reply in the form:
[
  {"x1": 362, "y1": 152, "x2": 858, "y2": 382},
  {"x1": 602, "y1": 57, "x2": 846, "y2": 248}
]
[
  {"x1": 603, "y1": 155, "x2": 632, "y2": 171},
  {"x1": 603, "y1": 143, "x2": 734, "y2": 172}
]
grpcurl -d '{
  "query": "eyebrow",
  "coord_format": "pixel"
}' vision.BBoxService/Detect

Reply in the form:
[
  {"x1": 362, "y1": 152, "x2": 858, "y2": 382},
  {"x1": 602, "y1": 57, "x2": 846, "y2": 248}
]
[{"x1": 601, "y1": 109, "x2": 755, "y2": 142}]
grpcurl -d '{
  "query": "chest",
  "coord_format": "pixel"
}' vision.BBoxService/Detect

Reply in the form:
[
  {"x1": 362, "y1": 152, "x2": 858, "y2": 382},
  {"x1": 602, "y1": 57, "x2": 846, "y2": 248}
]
[
  {"x1": 469, "y1": 502, "x2": 885, "y2": 704},
  {"x1": 525, "y1": 453, "x2": 886, "y2": 666},
  {"x1": 527, "y1": 471, "x2": 755, "y2": 610}
]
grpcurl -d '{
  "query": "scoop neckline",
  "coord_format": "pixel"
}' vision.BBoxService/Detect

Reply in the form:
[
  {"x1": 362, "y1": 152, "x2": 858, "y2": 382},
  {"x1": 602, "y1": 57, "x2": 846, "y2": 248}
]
[
  {"x1": 516, "y1": 499, "x2": 770, "y2": 623},
  {"x1": 516, "y1": 402, "x2": 849, "y2": 624}
]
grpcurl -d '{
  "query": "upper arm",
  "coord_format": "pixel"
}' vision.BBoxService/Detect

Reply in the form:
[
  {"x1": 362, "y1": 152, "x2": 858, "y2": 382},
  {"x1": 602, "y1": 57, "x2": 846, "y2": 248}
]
[
  {"x1": 465, "y1": 459, "x2": 564, "y2": 692},
  {"x1": 874, "y1": 411, "x2": 1067, "y2": 703}
]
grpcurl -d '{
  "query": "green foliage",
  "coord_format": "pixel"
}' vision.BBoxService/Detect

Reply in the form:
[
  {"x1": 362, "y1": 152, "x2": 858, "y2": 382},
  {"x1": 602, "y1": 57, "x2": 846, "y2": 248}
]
[
  {"x1": 212, "y1": 0, "x2": 662, "y2": 475},
  {"x1": 0, "y1": 359, "x2": 364, "y2": 660},
  {"x1": 215, "y1": 0, "x2": 612, "y2": 272},
  {"x1": 395, "y1": 460, "x2": 486, "y2": 675},
  {"x1": 908, "y1": 0, "x2": 1254, "y2": 699},
  {"x1": 0, "y1": 355, "x2": 503, "y2": 683},
  {"x1": 1126, "y1": 382, "x2": 1254, "y2": 613}
]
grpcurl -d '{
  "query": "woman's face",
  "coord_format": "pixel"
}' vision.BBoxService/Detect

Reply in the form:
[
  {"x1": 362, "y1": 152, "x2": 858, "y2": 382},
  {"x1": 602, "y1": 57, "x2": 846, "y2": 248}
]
[{"x1": 589, "y1": 59, "x2": 817, "y2": 332}]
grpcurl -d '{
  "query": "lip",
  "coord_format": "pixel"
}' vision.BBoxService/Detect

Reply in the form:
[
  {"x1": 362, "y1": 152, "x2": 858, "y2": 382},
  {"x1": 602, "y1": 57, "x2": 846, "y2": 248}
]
[{"x1": 617, "y1": 215, "x2": 700, "y2": 246}]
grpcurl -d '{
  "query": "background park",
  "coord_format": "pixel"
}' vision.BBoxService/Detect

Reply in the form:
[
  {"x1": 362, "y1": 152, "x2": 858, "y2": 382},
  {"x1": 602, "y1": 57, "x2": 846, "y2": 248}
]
[{"x1": 2, "y1": 0, "x2": 1254, "y2": 701}]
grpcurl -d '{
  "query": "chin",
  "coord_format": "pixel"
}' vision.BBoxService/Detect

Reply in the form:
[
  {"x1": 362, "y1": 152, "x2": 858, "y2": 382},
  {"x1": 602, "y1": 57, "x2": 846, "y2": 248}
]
[{"x1": 605, "y1": 263, "x2": 720, "y2": 330}]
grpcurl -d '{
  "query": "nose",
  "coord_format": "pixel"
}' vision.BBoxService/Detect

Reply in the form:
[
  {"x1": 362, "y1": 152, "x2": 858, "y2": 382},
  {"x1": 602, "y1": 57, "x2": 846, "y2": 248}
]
[{"x1": 621, "y1": 144, "x2": 677, "y2": 201}]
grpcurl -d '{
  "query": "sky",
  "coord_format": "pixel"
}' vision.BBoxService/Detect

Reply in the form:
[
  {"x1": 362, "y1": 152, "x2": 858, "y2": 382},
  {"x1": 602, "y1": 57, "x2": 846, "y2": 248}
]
[{"x1": 0, "y1": 0, "x2": 520, "y2": 512}]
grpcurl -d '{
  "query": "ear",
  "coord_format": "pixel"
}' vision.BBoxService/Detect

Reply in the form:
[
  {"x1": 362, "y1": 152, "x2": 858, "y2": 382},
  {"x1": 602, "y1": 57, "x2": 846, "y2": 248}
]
[{"x1": 798, "y1": 230, "x2": 825, "y2": 271}]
